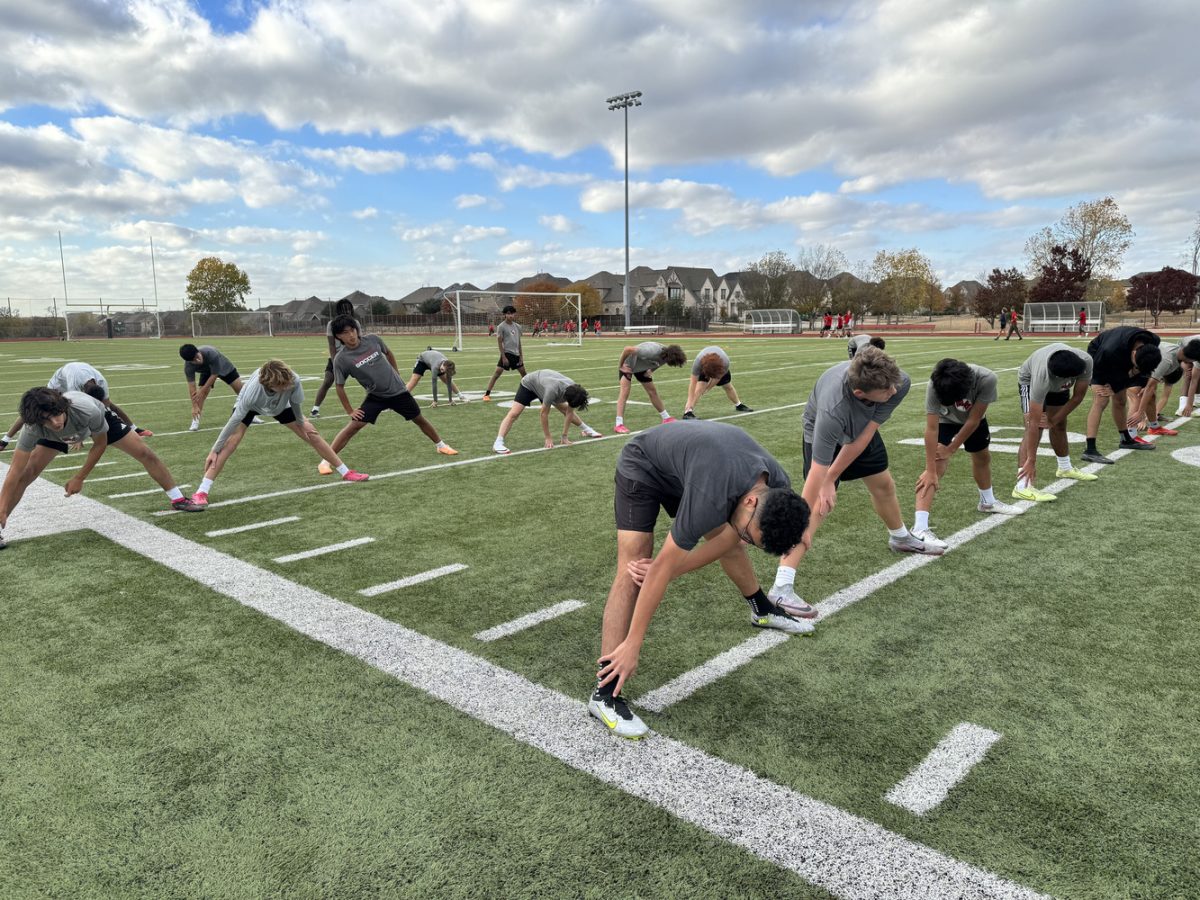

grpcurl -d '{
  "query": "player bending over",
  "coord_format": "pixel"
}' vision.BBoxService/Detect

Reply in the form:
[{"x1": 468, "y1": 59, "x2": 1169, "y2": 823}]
[
  {"x1": 493, "y1": 369, "x2": 602, "y2": 454},
  {"x1": 179, "y1": 343, "x2": 249, "y2": 431},
  {"x1": 681, "y1": 346, "x2": 753, "y2": 419},
  {"x1": 1081, "y1": 325, "x2": 1161, "y2": 464},
  {"x1": 848, "y1": 334, "x2": 885, "y2": 359},
  {"x1": 1126, "y1": 337, "x2": 1200, "y2": 434},
  {"x1": 407, "y1": 349, "x2": 467, "y2": 407},
  {"x1": 613, "y1": 341, "x2": 686, "y2": 434},
  {"x1": 1014, "y1": 344, "x2": 1095, "y2": 502}
]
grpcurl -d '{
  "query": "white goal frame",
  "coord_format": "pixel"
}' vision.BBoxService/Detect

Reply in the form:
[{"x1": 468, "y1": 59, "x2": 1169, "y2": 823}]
[
  {"x1": 191, "y1": 310, "x2": 273, "y2": 338},
  {"x1": 447, "y1": 290, "x2": 583, "y2": 350},
  {"x1": 64, "y1": 300, "x2": 161, "y2": 341}
]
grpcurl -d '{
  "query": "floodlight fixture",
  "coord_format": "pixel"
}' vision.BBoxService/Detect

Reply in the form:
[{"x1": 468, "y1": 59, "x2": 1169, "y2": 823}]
[{"x1": 606, "y1": 90, "x2": 643, "y2": 327}]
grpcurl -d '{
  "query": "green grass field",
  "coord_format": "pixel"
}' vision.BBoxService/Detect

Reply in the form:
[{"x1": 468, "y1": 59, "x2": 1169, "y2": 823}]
[{"x1": 1, "y1": 332, "x2": 1197, "y2": 898}]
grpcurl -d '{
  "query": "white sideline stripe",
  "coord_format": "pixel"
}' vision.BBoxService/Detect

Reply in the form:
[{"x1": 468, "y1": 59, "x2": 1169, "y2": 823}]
[
  {"x1": 88, "y1": 471, "x2": 149, "y2": 483},
  {"x1": 357, "y1": 563, "x2": 469, "y2": 597},
  {"x1": 108, "y1": 484, "x2": 189, "y2": 498},
  {"x1": 1, "y1": 469, "x2": 1045, "y2": 900},
  {"x1": 46, "y1": 460, "x2": 117, "y2": 472},
  {"x1": 273, "y1": 536, "x2": 374, "y2": 563},
  {"x1": 635, "y1": 418, "x2": 1192, "y2": 711},
  {"x1": 885, "y1": 723, "x2": 1003, "y2": 816},
  {"x1": 474, "y1": 599, "x2": 587, "y2": 642},
  {"x1": 206, "y1": 516, "x2": 301, "y2": 537}
]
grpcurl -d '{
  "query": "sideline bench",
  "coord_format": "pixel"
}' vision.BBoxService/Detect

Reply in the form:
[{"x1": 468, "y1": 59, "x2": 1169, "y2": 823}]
[{"x1": 622, "y1": 325, "x2": 667, "y2": 335}]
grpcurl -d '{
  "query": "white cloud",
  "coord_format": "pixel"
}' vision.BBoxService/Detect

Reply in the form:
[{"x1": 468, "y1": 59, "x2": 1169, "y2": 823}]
[
  {"x1": 303, "y1": 146, "x2": 408, "y2": 174},
  {"x1": 351, "y1": 206, "x2": 378, "y2": 219},
  {"x1": 539, "y1": 214, "x2": 577, "y2": 233},
  {"x1": 455, "y1": 194, "x2": 487, "y2": 209},
  {"x1": 453, "y1": 225, "x2": 506, "y2": 244},
  {"x1": 499, "y1": 239, "x2": 534, "y2": 257}
]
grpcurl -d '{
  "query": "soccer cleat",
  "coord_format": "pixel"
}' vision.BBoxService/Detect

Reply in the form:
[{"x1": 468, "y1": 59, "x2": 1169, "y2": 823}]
[
  {"x1": 911, "y1": 528, "x2": 949, "y2": 551},
  {"x1": 1118, "y1": 436, "x2": 1156, "y2": 450},
  {"x1": 1055, "y1": 467, "x2": 1098, "y2": 481},
  {"x1": 613, "y1": 424, "x2": 631, "y2": 434},
  {"x1": 310, "y1": 406, "x2": 320, "y2": 417},
  {"x1": 661, "y1": 417, "x2": 677, "y2": 424},
  {"x1": 317, "y1": 460, "x2": 334, "y2": 475},
  {"x1": 751, "y1": 610, "x2": 815, "y2": 635},
  {"x1": 978, "y1": 499, "x2": 1024, "y2": 515},
  {"x1": 734, "y1": 403, "x2": 754, "y2": 412},
  {"x1": 582, "y1": 428, "x2": 603, "y2": 438},
  {"x1": 342, "y1": 470, "x2": 369, "y2": 482},
  {"x1": 1080, "y1": 449, "x2": 1115, "y2": 465},
  {"x1": 482, "y1": 394, "x2": 493, "y2": 402},
  {"x1": 0, "y1": 437, "x2": 8, "y2": 451},
  {"x1": 888, "y1": 532, "x2": 944, "y2": 555},
  {"x1": 681, "y1": 410, "x2": 696, "y2": 419},
  {"x1": 493, "y1": 442, "x2": 511, "y2": 455},
  {"x1": 251, "y1": 416, "x2": 265, "y2": 425},
  {"x1": 436, "y1": 445, "x2": 459, "y2": 456},
  {"x1": 1012, "y1": 485, "x2": 1057, "y2": 502},
  {"x1": 588, "y1": 690, "x2": 648, "y2": 740},
  {"x1": 189, "y1": 491, "x2": 209, "y2": 507},
  {"x1": 1146, "y1": 425, "x2": 1179, "y2": 436},
  {"x1": 135, "y1": 427, "x2": 154, "y2": 437},
  {"x1": 171, "y1": 497, "x2": 205, "y2": 513},
  {"x1": 767, "y1": 585, "x2": 818, "y2": 619},
  {"x1": 188, "y1": 419, "x2": 200, "y2": 432},
  {"x1": 0, "y1": 532, "x2": 6, "y2": 549}
]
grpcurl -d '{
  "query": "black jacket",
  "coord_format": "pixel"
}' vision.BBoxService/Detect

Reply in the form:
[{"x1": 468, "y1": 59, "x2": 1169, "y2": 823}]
[{"x1": 1086, "y1": 326, "x2": 1159, "y2": 391}]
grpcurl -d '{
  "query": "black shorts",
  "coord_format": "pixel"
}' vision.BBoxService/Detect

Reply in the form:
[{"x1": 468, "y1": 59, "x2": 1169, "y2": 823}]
[
  {"x1": 413, "y1": 358, "x2": 433, "y2": 376},
  {"x1": 620, "y1": 369, "x2": 654, "y2": 384},
  {"x1": 514, "y1": 384, "x2": 540, "y2": 407},
  {"x1": 938, "y1": 419, "x2": 991, "y2": 453},
  {"x1": 614, "y1": 472, "x2": 679, "y2": 533},
  {"x1": 38, "y1": 409, "x2": 130, "y2": 454},
  {"x1": 802, "y1": 432, "x2": 889, "y2": 485},
  {"x1": 197, "y1": 367, "x2": 241, "y2": 386},
  {"x1": 1019, "y1": 384, "x2": 1069, "y2": 414},
  {"x1": 358, "y1": 392, "x2": 421, "y2": 424},
  {"x1": 497, "y1": 352, "x2": 522, "y2": 371},
  {"x1": 241, "y1": 407, "x2": 297, "y2": 427},
  {"x1": 712, "y1": 370, "x2": 731, "y2": 387}
]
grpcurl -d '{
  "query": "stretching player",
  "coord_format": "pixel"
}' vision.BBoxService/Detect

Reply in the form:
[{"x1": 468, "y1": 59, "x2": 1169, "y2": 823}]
[
  {"x1": 179, "y1": 343, "x2": 248, "y2": 431},
  {"x1": 310, "y1": 298, "x2": 358, "y2": 417},
  {"x1": 481, "y1": 305, "x2": 526, "y2": 401},
  {"x1": 1014, "y1": 343, "x2": 1095, "y2": 502},
  {"x1": 848, "y1": 334, "x2": 885, "y2": 359},
  {"x1": 406, "y1": 349, "x2": 467, "y2": 407},
  {"x1": 492, "y1": 370, "x2": 602, "y2": 454},
  {"x1": 1175, "y1": 334, "x2": 1200, "y2": 416},
  {"x1": 590, "y1": 421, "x2": 812, "y2": 739},
  {"x1": 190, "y1": 360, "x2": 367, "y2": 506},
  {"x1": 1126, "y1": 337, "x2": 1200, "y2": 436},
  {"x1": 1081, "y1": 325, "x2": 1161, "y2": 464},
  {"x1": 912, "y1": 359, "x2": 1023, "y2": 550},
  {"x1": 1, "y1": 361, "x2": 151, "y2": 451},
  {"x1": 681, "y1": 346, "x2": 752, "y2": 419},
  {"x1": 613, "y1": 341, "x2": 686, "y2": 434}
]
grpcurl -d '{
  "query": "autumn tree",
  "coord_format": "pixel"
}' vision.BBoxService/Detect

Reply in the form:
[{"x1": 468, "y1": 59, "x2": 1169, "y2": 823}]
[
  {"x1": 1025, "y1": 197, "x2": 1133, "y2": 279},
  {"x1": 1126, "y1": 267, "x2": 1200, "y2": 327},
  {"x1": 565, "y1": 281, "x2": 603, "y2": 317},
  {"x1": 869, "y1": 249, "x2": 940, "y2": 321},
  {"x1": 1028, "y1": 245, "x2": 1091, "y2": 305},
  {"x1": 514, "y1": 278, "x2": 567, "y2": 322},
  {"x1": 741, "y1": 250, "x2": 796, "y2": 309},
  {"x1": 185, "y1": 257, "x2": 251, "y2": 312},
  {"x1": 792, "y1": 243, "x2": 848, "y2": 314},
  {"x1": 973, "y1": 268, "x2": 1026, "y2": 325}
]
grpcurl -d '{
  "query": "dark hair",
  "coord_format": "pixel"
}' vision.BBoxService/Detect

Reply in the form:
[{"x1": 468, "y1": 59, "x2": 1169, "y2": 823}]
[
  {"x1": 502, "y1": 305, "x2": 517, "y2": 315},
  {"x1": 698, "y1": 352, "x2": 727, "y2": 380},
  {"x1": 758, "y1": 488, "x2": 811, "y2": 557},
  {"x1": 1181, "y1": 339, "x2": 1200, "y2": 362},
  {"x1": 869, "y1": 336, "x2": 886, "y2": 351},
  {"x1": 179, "y1": 343, "x2": 198, "y2": 361},
  {"x1": 1133, "y1": 344, "x2": 1161, "y2": 374},
  {"x1": 335, "y1": 299, "x2": 355, "y2": 316},
  {"x1": 20, "y1": 386, "x2": 70, "y2": 425},
  {"x1": 930, "y1": 358, "x2": 972, "y2": 405},
  {"x1": 563, "y1": 384, "x2": 589, "y2": 410},
  {"x1": 330, "y1": 315, "x2": 360, "y2": 337},
  {"x1": 83, "y1": 382, "x2": 106, "y2": 401},
  {"x1": 662, "y1": 345, "x2": 687, "y2": 367},
  {"x1": 1047, "y1": 349, "x2": 1086, "y2": 378}
]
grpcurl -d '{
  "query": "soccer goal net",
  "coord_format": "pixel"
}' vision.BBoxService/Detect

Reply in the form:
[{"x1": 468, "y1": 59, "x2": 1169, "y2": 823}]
[
  {"x1": 191, "y1": 310, "x2": 273, "y2": 338},
  {"x1": 743, "y1": 308, "x2": 801, "y2": 334},
  {"x1": 444, "y1": 290, "x2": 584, "y2": 351},
  {"x1": 1022, "y1": 301, "x2": 1104, "y2": 334}
]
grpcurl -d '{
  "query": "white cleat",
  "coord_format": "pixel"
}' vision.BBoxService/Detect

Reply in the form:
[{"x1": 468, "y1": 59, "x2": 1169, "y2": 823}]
[
  {"x1": 588, "y1": 691, "x2": 648, "y2": 740},
  {"x1": 911, "y1": 528, "x2": 949, "y2": 552},
  {"x1": 188, "y1": 418, "x2": 200, "y2": 432},
  {"x1": 978, "y1": 499, "x2": 1024, "y2": 515},
  {"x1": 493, "y1": 442, "x2": 511, "y2": 455},
  {"x1": 751, "y1": 611, "x2": 815, "y2": 635}
]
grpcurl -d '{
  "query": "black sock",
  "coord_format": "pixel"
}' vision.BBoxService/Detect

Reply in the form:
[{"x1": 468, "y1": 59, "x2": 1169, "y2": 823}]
[
  {"x1": 594, "y1": 669, "x2": 615, "y2": 698},
  {"x1": 1118, "y1": 429, "x2": 1132, "y2": 442},
  {"x1": 1086, "y1": 437, "x2": 1098, "y2": 452},
  {"x1": 744, "y1": 589, "x2": 776, "y2": 617}
]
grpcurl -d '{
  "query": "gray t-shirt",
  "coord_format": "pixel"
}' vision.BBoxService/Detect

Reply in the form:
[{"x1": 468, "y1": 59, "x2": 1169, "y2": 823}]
[
  {"x1": 16, "y1": 391, "x2": 107, "y2": 452},
  {"x1": 925, "y1": 364, "x2": 998, "y2": 426},
  {"x1": 848, "y1": 335, "x2": 872, "y2": 357},
  {"x1": 617, "y1": 420, "x2": 791, "y2": 551},
  {"x1": 418, "y1": 349, "x2": 448, "y2": 372},
  {"x1": 1017, "y1": 343, "x2": 1093, "y2": 404},
  {"x1": 184, "y1": 346, "x2": 236, "y2": 383},
  {"x1": 629, "y1": 342, "x2": 665, "y2": 374},
  {"x1": 1150, "y1": 342, "x2": 1182, "y2": 383},
  {"x1": 802, "y1": 361, "x2": 912, "y2": 466},
  {"x1": 520, "y1": 369, "x2": 573, "y2": 407},
  {"x1": 333, "y1": 334, "x2": 407, "y2": 398},
  {"x1": 326, "y1": 316, "x2": 362, "y2": 351},
  {"x1": 691, "y1": 346, "x2": 729, "y2": 378},
  {"x1": 211, "y1": 369, "x2": 305, "y2": 454},
  {"x1": 497, "y1": 320, "x2": 522, "y2": 355},
  {"x1": 48, "y1": 362, "x2": 108, "y2": 400}
]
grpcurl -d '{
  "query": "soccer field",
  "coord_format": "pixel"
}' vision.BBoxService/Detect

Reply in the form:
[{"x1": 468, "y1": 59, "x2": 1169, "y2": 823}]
[{"x1": 1, "y1": 333, "x2": 1197, "y2": 898}]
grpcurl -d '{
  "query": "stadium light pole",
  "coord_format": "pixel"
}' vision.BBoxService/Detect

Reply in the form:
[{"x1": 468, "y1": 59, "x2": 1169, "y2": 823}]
[{"x1": 607, "y1": 90, "x2": 642, "y2": 329}]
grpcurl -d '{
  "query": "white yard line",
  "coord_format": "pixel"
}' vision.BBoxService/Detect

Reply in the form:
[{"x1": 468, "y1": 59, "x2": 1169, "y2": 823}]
[
  {"x1": 45, "y1": 460, "x2": 118, "y2": 472},
  {"x1": 273, "y1": 536, "x2": 374, "y2": 563},
  {"x1": 474, "y1": 599, "x2": 587, "y2": 642},
  {"x1": 108, "y1": 484, "x2": 189, "y2": 498},
  {"x1": 87, "y1": 471, "x2": 149, "y2": 483},
  {"x1": 885, "y1": 723, "x2": 1003, "y2": 816},
  {"x1": 638, "y1": 631, "x2": 793, "y2": 711},
  {"x1": 0, "y1": 468, "x2": 1046, "y2": 900},
  {"x1": 357, "y1": 563, "x2": 469, "y2": 597},
  {"x1": 206, "y1": 516, "x2": 301, "y2": 537}
]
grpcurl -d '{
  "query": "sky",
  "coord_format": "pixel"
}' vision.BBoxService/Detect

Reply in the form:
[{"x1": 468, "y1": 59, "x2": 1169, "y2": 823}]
[{"x1": 1, "y1": 0, "x2": 1197, "y2": 313}]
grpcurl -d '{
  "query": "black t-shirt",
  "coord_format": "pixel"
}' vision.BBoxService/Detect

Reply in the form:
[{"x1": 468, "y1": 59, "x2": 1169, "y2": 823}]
[{"x1": 1087, "y1": 326, "x2": 1159, "y2": 392}]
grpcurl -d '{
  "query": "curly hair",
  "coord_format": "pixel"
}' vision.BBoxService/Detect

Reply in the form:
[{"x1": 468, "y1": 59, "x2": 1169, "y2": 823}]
[
  {"x1": 698, "y1": 352, "x2": 727, "y2": 381},
  {"x1": 563, "y1": 384, "x2": 590, "y2": 410},
  {"x1": 757, "y1": 488, "x2": 810, "y2": 557},
  {"x1": 847, "y1": 346, "x2": 902, "y2": 394},
  {"x1": 19, "y1": 386, "x2": 70, "y2": 426},
  {"x1": 661, "y1": 344, "x2": 687, "y2": 367},
  {"x1": 441, "y1": 360, "x2": 456, "y2": 379},
  {"x1": 258, "y1": 359, "x2": 295, "y2": 393}
]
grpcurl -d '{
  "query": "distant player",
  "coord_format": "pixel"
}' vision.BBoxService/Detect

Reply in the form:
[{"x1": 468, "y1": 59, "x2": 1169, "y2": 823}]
[
  {"x1": 1014, "y1": 343, "x2": 1095, "y2": 502},
  {"x1": 1004, "y1": 308, "x2": 1023, "y2": 340},
  {"x1": 844, "y1": 310, "x2": 854, "y2": 336},
  {"x1": 681, "y1": 346, "x2": 753, "y2": 419},
  {"x1": 848, "y1": 334, "x2": 885, "y2": 359},
  {"x1": 613, "y1": 341, "x2": 686, "y2": 434},
  {"x1": 309, "y1": 298, "x2": 358, "y2": 417},
  {"x1": 912, "y1": 359, "x2": 1023, "y2": 550},
  {"x1": 179, "y1": 343, "x2": 247, "y2": 431},
  {"x1": 0, "y1": 388, "x2": 202, "y2": 544},
  {"x1": 821, "y1": 310, "x2": 833, "y2": 337},
  {"x1": 406, "y1": 349, "x2": 467, "y2": 407},
  {"x1": 492, "y1": 369, "x2": 602, "y2": 454},
  {"x1": 323, "y1": 316, "x2": 458, "y2": 466},
  {"x1": 768, "y1": 348, "x2": 937, "y2": 618},
  {"x1": 1078, "y1": 307, "x2": 1088, "y2": 335},
  {"x1": 994, "y1": 308, "x2": 1008, "y2": 340},
  {"x1": 590, "y1": 421, "x2": 812, "y2": 739},
  {"x1": 1126, "y1": 337, "x2": 1200, "y2": 435},
  {"x1": 1081, "y1": 325, "x2": 1161, "y2": 464},
  {"x1": 0, "y1": 361, "x2": 151, "y2": 451},
  {"x1": 190, "y1": 359, "x2": 367, "y2": 507},
  {"x1": 481, "y1": 305, "x2": 525, "y2": 401}
]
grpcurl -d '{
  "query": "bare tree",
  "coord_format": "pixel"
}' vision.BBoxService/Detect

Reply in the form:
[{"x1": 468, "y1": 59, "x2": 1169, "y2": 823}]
[
  {"x1": 1024, "y1": 197, "x2": 1133, "y2": 279},
  {"x1": 1188, "y1": 212, "x2": 1200, "y2": 276},
  {"x1": 741, "y1": 250, "x2": 797, "y2": 309},
  {"x1": 796, "y1": 243, "x2": 848, "y2": 281}
]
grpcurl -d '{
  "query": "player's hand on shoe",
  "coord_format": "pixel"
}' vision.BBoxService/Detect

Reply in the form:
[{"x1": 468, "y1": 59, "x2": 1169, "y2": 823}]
[
  {"x1": 64, "y1": 476, "x2": 84, "y2": 497},
  {"x1": 597, "y1": 640, "x2": 642, "y2": 695},
  {"x1": 350, "y1": 407, "x2": 366, "y2": 421},
  {"x1": 1018, "y1": 456, "x2": 1037, "y2": 486},
  {"x1": 626, "y1": 557, "x2": 653, "y2": 585}
]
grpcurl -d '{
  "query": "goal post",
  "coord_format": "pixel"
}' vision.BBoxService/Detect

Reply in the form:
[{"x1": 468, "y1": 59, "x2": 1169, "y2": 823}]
[
  {"x1": 64, "y1": 299, "x2": 162, "y2": 340},
  {"x1": 191, "y1": 310, "x2": 273, "y2": 338},
  {"x1": 447, "y1": 290, "x2": 584, "y2": 350}
]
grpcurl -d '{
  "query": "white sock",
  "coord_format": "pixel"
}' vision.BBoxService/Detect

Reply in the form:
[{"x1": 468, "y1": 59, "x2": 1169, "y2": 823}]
[
  {"x1": 660, "y1": 410, "x2": 672, "y2": 420},
  {"x1": 166, "y1": 487, "x2": 184, "y2": 501},
  {"x1": 614, "y1": 416, "x2": 624, "y2": 426},
  {"x1": 1017, "y1": 476, "x2": 1031, "y2": 490},
  {"x1": 1178, "y1": 399, "x2": 1187, "y2": 413},
  {"x1": 436, "y1": 440, "x2": 447, "y2": 449},
  {"x1": 979, "y1": 486, "x2": 995, "y2": 505},
  {"x1": 579, "y1": 421, "x2": 593, "y2": 433},
  {"x1": 914, "y1": 510, "x2": 930, "y2": 532},
  {"x1": 1055, "y1": 455, "x2": 1072, "y2": 471},
  {"x1": 888, "y1": 526, "x2": 909, "y2": 539},
  {"x1": 198, "y1": 477, "x2": 214, "y2": 493},
  {"x1": 773, "y1": 565, "x2": 796, "y2": 590},
  {"x1": 335, "y1": 463, "x2": 349, "y2": 476},
  {"x1": 494, "y1": 436, "x2": 505, "y2": 446}
]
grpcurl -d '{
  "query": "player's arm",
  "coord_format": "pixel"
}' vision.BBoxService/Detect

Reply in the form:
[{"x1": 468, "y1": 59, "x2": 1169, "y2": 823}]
[
  {"x1": 335, "y1": 383, "x2": 355, "y2": 417},
  {"x1": 103, "y1": 399, "x2": 134, "y2": 426},
  {"x1": 1047, "y1": 381, "x2": 1089, "y2": 424},
  {"x1": 64, "y1": 432, "x2": 108, "y2": 495},
  {"x1": 384, "y1": 348, "x2": 400, "y2": 371},
  {"x1": 618, "y1": 346, "x2": 637, "y2": 370},
  {"x1": 326, "y1": 334, "x2": 338, "y2": 358},
  {"x1": 1138, "y1": 378, "x2": 1161, "y2": 422},
  {"x1": 826, "y1": 421, "x2": 879, "y2": 481},
  {"x1": 1019, "y1": 399, "x2": 1046, "y2": 483},
  {"x1": 653, "y1": 525, "x2": 741, "y2": 580},
  {"x1": 540, "y1": 403, "x2": 556, "y2": 448},
  {"x1": 915, "y1": 412, "x2": 941, "y2": 496},
  {"x1": 944, "y1": 402, "x2": 987, "y2": 454},
  {"x1": 0, "y1": 449, "x2": 36, "y2": 523}
]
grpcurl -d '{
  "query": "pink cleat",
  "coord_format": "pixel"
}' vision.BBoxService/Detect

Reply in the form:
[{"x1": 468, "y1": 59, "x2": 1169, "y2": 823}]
[
  {"x1": 342, "y1": 470, "x2": 369, "y2": 482},
  {"x1": 613, "y1": 424, "x2": 631, "y2": 435},
  {"x1": 189, "y1": 491, "x2": 209, "y2": 507},
  {"x1": 661, "y1": 417, "x2": 677, "y2": 424}
]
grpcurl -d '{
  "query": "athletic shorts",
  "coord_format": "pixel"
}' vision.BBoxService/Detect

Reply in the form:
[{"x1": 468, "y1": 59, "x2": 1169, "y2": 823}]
[
  {"x1": 614, "y1": 471, "x2": 680, "y2": 533},
  {"x1": 712, "y1": 370, "x2": 731, "y2": 387},
  {"x1": 413, "y1": 358, "x2": 433, "y2": 376},
  {"x1": 619, "y1": 369, "x2": 654, "y2": 384},
  {"x1": 802, "y1": 432, "x2": 888, "y2": 485},
  {"x1": 358, "y1": 392, "x2": 421, "y2": 424},
  {"x1": 497, "y1": 352, "x2": 522, "y2": 371},
  {"x1": 241, "y1": 407, "x2": 297, "y2": 427},
  {"x1": 1164, "y1": 367, "x2": 1184, "y2": 386},
  {"x1": 1019, "y1": 384, "x2": 1070, "y2": 414},
  {"x1": 514, "y1": 384, "x2": 540, "y2": 407},
  {"x1": 938, "y1": 419, "x2": 991, "y2": 453},
  {"x1": 196, "y1": 367, "x2": 241, "y2": 386},
  {"x1": 38, "y1": 409, "x2": 130, "y2": 454}
]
